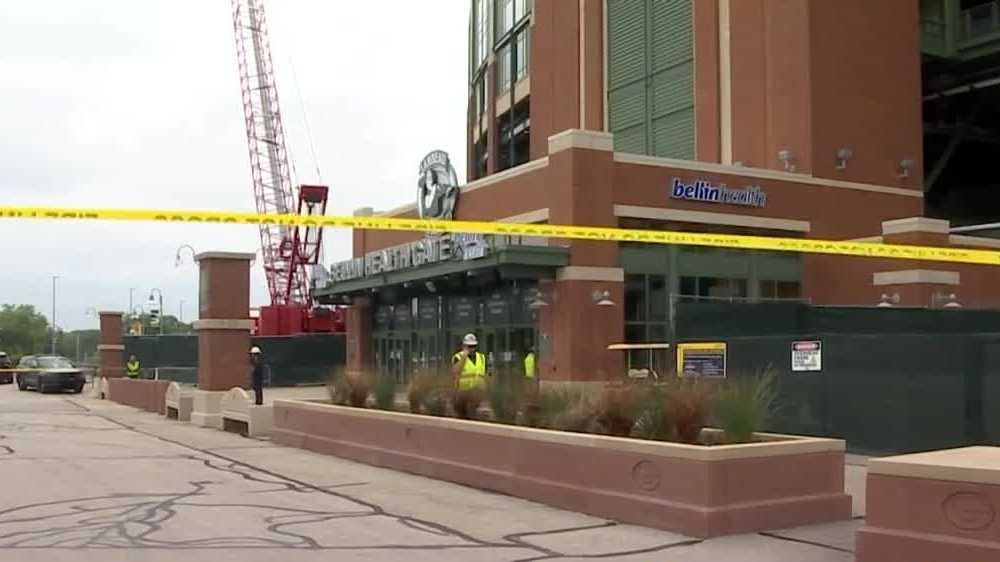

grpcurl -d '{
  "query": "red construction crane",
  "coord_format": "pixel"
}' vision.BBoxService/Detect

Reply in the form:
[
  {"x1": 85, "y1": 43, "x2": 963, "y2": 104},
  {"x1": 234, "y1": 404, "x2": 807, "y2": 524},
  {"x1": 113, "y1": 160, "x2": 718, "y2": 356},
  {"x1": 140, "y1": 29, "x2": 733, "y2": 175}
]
[{"x1": 231, "y1": 0, "x2": 342, "y2": 335}]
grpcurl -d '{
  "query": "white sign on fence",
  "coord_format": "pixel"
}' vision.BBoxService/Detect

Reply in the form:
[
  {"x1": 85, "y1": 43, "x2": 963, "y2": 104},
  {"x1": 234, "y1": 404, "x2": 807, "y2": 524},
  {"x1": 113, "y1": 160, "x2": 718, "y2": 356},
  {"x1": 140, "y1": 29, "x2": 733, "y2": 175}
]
[{"x1": 792, "y1": 341, "x2": 822, "y2": 372}]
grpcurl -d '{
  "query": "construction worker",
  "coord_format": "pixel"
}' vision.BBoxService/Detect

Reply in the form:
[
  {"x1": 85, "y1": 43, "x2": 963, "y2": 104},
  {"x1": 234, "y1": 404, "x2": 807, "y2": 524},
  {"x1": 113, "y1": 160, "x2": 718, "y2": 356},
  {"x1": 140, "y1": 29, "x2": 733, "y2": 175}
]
[
  {"x1": 125, "y1": 354, "x2": 141, "y2": 379},
  {"x1": 524, "y1": 347, "x2": 536, "y2": 379},
  {"x1": 451, "y1": 334, "x2": 487, "y2": 391},
  {"x1": 249, "y1": 346, "x2": 265, "y2": 406}
]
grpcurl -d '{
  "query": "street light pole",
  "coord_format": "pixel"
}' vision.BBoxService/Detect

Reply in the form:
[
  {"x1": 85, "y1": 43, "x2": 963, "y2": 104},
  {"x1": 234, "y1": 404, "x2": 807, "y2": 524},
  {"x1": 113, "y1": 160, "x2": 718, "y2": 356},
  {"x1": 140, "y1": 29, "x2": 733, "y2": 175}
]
[
  {"x1": 179, "y1": 300, "x2": 185, "y2": 323},
  {"x1": 51, "y1": 275, "x2": 59, "y2": 354},
  {"x1": 129, "y1": 288, "x2": 135, "y2": 319}
]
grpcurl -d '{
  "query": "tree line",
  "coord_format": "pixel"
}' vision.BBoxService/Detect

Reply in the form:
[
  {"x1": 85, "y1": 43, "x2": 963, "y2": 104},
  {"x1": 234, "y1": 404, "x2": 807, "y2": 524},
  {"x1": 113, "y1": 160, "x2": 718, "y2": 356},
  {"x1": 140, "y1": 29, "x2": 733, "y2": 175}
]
[{"x1": 0, "y1": 305, "x2": 192, "y2": 364}]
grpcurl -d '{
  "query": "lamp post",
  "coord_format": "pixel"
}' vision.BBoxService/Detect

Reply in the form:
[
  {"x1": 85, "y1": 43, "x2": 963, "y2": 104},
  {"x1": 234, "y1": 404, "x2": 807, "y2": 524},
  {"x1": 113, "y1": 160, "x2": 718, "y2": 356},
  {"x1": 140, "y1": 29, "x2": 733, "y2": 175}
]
[
  {"x1": 175, "y1": 245, "x2": 196, "y2": 267},
  {"x1": 179, "y1": 300, "x2": 185, "y2": 324},
  {"x1": 51, "y1": 275, "x2": 59, "y2": 354},
  {"x1": 149, "y1": 289, "x2": 164, "y2": 335},
  {"x1": 128, "y1": 288, "x2": 136, "y2": 320}
]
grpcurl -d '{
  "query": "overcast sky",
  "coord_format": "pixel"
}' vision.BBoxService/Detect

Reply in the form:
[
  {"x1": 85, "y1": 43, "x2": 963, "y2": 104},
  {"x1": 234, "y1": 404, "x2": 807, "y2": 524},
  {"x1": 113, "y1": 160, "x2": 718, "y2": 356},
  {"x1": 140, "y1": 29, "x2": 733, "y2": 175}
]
[{"x1": 0, "y1": 1, "x2": 469, "y2": 331}]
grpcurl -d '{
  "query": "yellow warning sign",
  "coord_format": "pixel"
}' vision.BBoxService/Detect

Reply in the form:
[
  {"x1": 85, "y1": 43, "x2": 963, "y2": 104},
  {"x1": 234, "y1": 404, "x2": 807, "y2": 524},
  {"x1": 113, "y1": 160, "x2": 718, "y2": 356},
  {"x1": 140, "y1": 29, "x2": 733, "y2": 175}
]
[{"x1": 1, "y1": 206, "x2": 998, "y2": 266}]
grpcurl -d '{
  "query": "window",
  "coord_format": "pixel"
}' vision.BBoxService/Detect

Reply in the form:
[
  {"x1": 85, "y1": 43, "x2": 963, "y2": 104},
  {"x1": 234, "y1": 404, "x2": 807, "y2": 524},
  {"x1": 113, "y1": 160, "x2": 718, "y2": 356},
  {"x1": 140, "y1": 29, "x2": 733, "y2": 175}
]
[
  {"x1": 625, "y1": 275, "x2": 646, "y2": 322},
  {"x1": 497, "y1": 44, "x2": 512, "y2": 94},
  {"x1": 759, "y1": 280, "x2": 802, "y2": 300},
  {"x1": 37, "y1": 357, "x2": 73, "y2": 369},
  {"x1": 625, "y1": 274, "x2": 669, "y2": 344},
  {"x1": 515, "y1": 30, "x2": 529, "y2": 81},
  {"x1": 497, "y1": 0, "x2": 530, "y2": 43},
  {"x1": 679, "y1": 277, "x2": 748, "y2": 301},
  {"x1": 474, "y1": 0, "x2": 491, "y2": 69}
]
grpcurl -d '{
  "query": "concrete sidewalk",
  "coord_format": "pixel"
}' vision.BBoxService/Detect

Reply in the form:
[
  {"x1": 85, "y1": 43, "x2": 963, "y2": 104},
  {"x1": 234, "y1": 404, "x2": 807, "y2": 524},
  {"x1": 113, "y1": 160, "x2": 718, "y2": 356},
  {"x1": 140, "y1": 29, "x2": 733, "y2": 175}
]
[{"x1": 0, "y1": 384, "x2": 867, "y2": 561}]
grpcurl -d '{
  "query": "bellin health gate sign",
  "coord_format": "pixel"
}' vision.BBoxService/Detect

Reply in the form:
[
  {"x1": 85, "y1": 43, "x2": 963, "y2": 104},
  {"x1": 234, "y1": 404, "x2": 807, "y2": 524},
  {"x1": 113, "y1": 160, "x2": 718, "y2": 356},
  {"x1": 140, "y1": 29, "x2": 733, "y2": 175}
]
[{"x1": 670, "y1": 178, "x2": 767, "y2": 208}]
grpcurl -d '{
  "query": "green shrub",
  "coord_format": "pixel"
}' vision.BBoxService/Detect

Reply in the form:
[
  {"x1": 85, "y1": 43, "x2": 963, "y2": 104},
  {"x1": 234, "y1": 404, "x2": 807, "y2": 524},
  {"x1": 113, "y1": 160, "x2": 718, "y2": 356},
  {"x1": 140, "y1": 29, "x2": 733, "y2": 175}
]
[
  {"x1": 407, "y1": 371, "x2": 452, "y2": 416},
  {"x1": 548, "y1": 391, "x2": 597, "y2": 433},
  {"x1": 452, "y1": 388, "x2": 484, "y2": 420},
  {"x1": 326, "y1": 368, "x2": 350, "y2": 406},
  {"x1": 522, "y1": 386, "x2": 594, "y2": 430},
  {"x1": 487, "y1": 379, "x2": 519, "y2": 424},
  {"x1": 595, "y1": 384, "x2": 644, "y2": 437},
  {"x1": 665, "y1": 378, "x2": 713, "y2": 444},
  {"x1": 633, "y1": 385, "x2": 672, "y2": 441},
  {"x1": 372, "y1": 373, "x2": 397, "y2": 411},
  {"x1": 713, "y1": 369, "x2": 778, "y2": 444},
  {"x1": 326, "y1": 369, "x2": 370, "y2": 408}
]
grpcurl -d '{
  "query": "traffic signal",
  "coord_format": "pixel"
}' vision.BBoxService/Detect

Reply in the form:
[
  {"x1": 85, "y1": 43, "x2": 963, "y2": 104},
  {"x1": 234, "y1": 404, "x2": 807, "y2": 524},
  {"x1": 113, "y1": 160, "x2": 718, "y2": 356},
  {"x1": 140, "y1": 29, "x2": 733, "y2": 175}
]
[{"x1": 148, "y1": 297, "x2": 160, "y2": 327}]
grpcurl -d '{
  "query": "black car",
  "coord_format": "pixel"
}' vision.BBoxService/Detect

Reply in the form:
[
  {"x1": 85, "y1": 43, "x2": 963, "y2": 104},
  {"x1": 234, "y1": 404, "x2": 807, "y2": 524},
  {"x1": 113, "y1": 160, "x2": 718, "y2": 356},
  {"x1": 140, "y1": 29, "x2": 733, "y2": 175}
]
[
  {"x1": 16, "y1": 355, "x2": 85, "y2": 394},
  {"x1": 0, "y1": 353, "x2": 12, "y2": 384}
]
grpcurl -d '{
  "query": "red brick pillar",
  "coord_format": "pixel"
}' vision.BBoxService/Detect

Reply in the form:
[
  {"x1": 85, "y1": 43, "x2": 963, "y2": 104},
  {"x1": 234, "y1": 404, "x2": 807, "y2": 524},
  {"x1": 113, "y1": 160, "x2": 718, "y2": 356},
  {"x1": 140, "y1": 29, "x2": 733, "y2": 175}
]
[
  {"x1": 345, "y1": 296, "x2": 372, "y2": 376},
  {"x1": 874, "y1": 218, "x2": 961, "y2": 307},
  {"x1": 540, "y1": 130, "x2": 624, "y2": 383},
  {"x1": 97, "y1": 311, "x2": 125, "y2": 379},
  {"x1": 190, "y1": 252, "x2": 255, "y2": 428}
]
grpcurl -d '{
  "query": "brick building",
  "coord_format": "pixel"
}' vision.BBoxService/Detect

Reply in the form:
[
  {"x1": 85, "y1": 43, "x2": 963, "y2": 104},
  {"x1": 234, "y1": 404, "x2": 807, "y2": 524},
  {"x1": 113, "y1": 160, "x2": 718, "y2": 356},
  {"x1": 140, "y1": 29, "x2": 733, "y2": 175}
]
[{"x1": 316, "y1": 0, "x2": 1000, "y2": 382}]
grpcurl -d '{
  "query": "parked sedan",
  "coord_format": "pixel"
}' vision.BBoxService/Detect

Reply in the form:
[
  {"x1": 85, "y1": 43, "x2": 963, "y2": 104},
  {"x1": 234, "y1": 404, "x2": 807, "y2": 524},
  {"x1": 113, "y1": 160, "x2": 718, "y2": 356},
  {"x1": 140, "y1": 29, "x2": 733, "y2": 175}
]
[
  {"x1": 16, "y1": 356, "x2": 86, "y2": 394},
  {"x1": 0, "y1": 352, "x2": 12, "y2": 384}
]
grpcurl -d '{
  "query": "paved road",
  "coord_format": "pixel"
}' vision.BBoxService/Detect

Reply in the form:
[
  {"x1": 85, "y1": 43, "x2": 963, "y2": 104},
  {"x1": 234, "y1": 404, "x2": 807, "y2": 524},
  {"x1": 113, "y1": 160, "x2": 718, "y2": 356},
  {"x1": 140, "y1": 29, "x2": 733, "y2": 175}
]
[{"x1": 0, "y1": 383, "x2": 862, "y2": 561}]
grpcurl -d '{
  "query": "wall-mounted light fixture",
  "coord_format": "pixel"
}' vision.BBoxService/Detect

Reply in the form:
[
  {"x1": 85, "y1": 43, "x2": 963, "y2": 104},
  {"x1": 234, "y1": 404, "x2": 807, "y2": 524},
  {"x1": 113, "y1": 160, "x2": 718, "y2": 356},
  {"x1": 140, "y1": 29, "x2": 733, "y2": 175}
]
[
  {"x1": 592, "y1": 290, "x2": 616, "y2": 307},
  {"x1": 777, "y1": 150, "x2": 796, "y2": 172},
  {"x1": 932, "y1": 292, "x2": 962, "y2": 309},
  {"x1": 897, "y1": 159, "x2": 915, "y2": 179},
  {"x1": 527, "y1": 288, "x2": 549, "y2": 310},
  {"x1": 877, "y1": 293, "x2": 900, "y2": 308},
  {"x1": 835, "y1": 148, "x2": 853, "y2": 170},
  {"x1": 424, "y1": 281, "x2": 437, "y2": 293}
]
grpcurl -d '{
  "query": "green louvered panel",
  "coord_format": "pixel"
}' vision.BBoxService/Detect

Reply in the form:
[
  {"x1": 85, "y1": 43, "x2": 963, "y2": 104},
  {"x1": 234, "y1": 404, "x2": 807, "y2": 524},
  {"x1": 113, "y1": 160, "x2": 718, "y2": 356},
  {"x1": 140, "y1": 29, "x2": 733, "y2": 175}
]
[
  {"x1": 651, "y1": 0, "x2": 693, "y2": 72},
  {"x1": 615, "y1": 124, "x2": 648, "y2": 155},
  {"x1": 609, "y1": 80, "x2": 647, "y2": 130},
  {"x1": 607, "y1": 0, "x2": 693, "y2": 159},
  {"x1": 607, "y1": 0, "x2": 647, "y2": 89},
  {"x1": 652, "y1": 108, "x2": 694, "y2": 159},
  {"x1": 650, "y1": 61, "x2": 694, "y2": 118}
]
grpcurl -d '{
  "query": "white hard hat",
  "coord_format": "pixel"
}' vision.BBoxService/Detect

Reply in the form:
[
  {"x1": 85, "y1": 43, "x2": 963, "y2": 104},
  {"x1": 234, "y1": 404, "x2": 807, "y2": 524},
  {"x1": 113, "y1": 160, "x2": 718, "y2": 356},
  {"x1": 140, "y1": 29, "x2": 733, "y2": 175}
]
[
  {"x1": 462, "y1": 334, "x2": 478, "y2": 346},
  {"x1": 249, "y1": 346, "x2": 262, "y2": 354},
  {"x1": 0, "y1": 352, "x2": 6, "y2": 357}
]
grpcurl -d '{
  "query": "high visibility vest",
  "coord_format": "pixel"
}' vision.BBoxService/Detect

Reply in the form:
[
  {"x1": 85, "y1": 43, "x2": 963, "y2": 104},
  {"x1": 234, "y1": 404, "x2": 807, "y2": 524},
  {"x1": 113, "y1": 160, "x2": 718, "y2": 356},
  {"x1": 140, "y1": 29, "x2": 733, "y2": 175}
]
[
  {"x1": 454, "y1": 351, "x2": 486, "y2": 390},
  {"x1": 126, "y1": 361, "x2": 141, "y2": 378},
  {"x1": 524, "y1": 353, "x2": 536, "y2": 378}
]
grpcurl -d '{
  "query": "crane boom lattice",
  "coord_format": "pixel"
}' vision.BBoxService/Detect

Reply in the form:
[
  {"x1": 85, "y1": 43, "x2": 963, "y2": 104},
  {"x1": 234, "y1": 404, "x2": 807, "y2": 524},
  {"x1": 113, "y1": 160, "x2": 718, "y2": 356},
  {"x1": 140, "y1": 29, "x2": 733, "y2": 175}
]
[{"x1": 231, "y1": 0, "x2": 310, "y2": 307}]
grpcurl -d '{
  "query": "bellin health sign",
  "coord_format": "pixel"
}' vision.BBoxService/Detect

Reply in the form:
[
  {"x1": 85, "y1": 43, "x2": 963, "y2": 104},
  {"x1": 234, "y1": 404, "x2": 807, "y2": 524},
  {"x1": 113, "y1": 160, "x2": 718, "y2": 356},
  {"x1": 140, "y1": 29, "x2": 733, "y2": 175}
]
[{"x1": 670, "y1": 178, "x2": 767, "y2": 208}]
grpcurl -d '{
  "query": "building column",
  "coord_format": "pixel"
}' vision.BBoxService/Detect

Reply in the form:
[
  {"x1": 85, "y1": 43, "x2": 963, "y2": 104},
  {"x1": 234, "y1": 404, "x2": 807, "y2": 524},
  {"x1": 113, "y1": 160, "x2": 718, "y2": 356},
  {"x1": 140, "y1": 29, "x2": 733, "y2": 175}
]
[
  {"x1": 97, "y1": 311, "x2": 125, "y2": 380},
  {"x1": 345, "y1": 295, "x2": 372, "y2": 375},
  {"x1": 874, "y1": 218, "x2": 962, "y2": 307},
  {"x1": 539, "y1": 130, "x2": 624, "y2": 382},
  {"x1": 191, "y1": 252, "x2": 255, "y2": 428}
]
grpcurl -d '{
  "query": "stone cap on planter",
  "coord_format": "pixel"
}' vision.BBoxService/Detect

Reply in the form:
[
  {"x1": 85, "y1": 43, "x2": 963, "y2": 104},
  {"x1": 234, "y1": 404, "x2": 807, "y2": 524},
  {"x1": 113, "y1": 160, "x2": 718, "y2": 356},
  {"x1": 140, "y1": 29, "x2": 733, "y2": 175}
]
[
  {"x1": 868, "y1": 446, "x2": 1000, "y2": 485},
  {"x1": 273, "y1": 399, "x2": 844, "y2": 461},
  {"x1": 221, "y1": 387, "x2": 251, "y2": 416}
]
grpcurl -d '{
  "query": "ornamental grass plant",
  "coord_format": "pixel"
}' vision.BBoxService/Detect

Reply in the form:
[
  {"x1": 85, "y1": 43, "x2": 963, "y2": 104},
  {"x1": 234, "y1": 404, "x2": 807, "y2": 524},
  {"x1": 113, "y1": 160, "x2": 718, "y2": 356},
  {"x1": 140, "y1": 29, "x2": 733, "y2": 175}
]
[
  {"x1": 713, "y1": 369, "x2": 779, "y2": 444},
  {"x1": 664, "y1": 378, "x2": 714, "y2": 444}
]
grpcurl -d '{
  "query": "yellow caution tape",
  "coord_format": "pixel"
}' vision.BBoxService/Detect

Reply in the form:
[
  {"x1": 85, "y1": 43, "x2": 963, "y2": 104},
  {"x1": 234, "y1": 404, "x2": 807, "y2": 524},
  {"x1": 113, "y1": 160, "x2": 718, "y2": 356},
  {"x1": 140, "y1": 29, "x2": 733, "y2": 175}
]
[{"x1": 1, "y1": 206, "x2": 999, "y2": 266}]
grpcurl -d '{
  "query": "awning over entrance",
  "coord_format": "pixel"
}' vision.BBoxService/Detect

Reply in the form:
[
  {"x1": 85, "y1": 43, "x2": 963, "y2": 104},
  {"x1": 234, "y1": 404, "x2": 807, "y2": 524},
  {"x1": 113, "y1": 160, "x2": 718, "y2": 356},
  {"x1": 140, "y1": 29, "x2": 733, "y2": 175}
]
[{"x1": 312, "y1": 244, "x2": 570, "y2": 302}]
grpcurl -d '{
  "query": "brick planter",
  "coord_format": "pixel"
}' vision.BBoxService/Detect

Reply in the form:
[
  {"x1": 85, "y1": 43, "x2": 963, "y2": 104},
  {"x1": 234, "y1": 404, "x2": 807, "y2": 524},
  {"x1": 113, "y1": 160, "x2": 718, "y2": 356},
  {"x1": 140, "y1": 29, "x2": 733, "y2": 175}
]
[
  {"x1": 272, "y1": 400, "x2": 851, "y2": 538},
  {"x1": 107, "y1": 379, "x2": 171, "y2": 414},
  {"x1": 857, "y1": 447, "x2": 1000, "y2": 562}
]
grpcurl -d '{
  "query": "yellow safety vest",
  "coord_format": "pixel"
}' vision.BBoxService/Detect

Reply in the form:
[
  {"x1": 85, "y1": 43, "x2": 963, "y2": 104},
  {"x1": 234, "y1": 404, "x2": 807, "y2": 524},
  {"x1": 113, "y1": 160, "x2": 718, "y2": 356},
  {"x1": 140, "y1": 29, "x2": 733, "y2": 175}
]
[
  {"x1": 454, "y1": 352, "x2": 486, "y2": 390},
  {"x1": 524, "y1": 353, "x2": 536, "y2": 378},
  {"x1": 126, "y1": 361, "x2": 141, "y2": 378}
]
